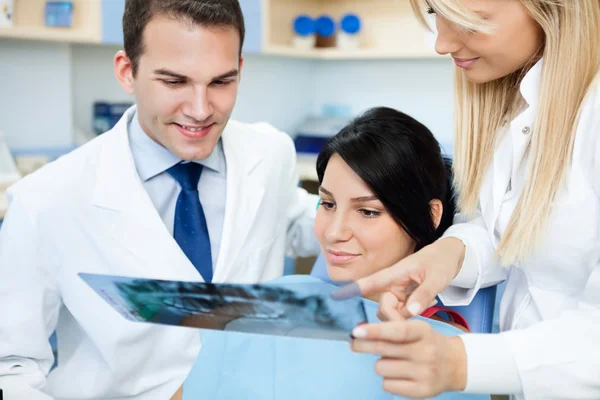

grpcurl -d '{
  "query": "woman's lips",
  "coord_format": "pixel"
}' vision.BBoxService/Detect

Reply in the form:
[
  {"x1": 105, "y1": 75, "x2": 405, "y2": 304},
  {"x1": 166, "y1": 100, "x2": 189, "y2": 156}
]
[
  {"x1": 453, "y1": 57, "x2": 479, "y2": 68},
  {"x1": 326, "y1": 250, "x2": 360, "y2": 265}
]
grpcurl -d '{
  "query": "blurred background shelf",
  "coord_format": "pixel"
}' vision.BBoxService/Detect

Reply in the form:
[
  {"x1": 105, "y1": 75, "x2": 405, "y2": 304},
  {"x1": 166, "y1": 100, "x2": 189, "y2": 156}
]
[
  {"x1": 0, "y1": 0, "x2": 437, "y2": 58},
  {"x1": 0, "y1": 0, "x2": 102, "y2": 43},
  {"x1": 0, "y1": 25, "x2": 99, "y2": 43},
  {"x1": 263, "y1": 44, "x2": 437, "y2": 59},
  {"x1": 263, "y1": 0, "x2": 437, "y2": 59}
]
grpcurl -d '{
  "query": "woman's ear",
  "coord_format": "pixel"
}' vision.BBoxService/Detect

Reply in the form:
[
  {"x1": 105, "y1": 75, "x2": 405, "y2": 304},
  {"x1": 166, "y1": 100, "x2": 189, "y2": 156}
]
[{"x1": 430, "y1": 199, "x2": 443, "y2": 230}]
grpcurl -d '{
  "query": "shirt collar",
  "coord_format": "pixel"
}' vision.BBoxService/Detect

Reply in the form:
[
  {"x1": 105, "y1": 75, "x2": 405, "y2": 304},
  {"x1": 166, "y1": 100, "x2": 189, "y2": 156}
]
[
  {"x1": 128, "y1": 112, "x2": 225, "y2": 182},
  {"x1": 519, "y1": 58, "x2": 543, "y2": 109}
]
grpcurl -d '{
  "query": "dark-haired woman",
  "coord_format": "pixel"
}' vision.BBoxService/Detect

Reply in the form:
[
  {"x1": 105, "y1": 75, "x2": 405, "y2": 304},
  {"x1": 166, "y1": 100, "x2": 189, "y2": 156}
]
[{"x1": 182, "y1": 108, "x2": 489, "y2": 400}]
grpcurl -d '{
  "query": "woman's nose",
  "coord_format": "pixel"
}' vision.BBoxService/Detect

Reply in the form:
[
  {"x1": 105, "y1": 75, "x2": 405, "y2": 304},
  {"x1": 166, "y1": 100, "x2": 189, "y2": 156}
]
[
  {"x1": 434, "y1": 17, "x2": 463, "y2": 56},
  {"x1": 324, "y1": 212, "x2": 352, "y2": 243}
]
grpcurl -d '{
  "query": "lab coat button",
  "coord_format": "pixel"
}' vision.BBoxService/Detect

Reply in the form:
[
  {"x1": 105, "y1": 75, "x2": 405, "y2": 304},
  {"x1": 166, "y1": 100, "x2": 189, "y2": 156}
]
[{"x1": 522, "y1": 126, "x2": 531, "y2": 135}]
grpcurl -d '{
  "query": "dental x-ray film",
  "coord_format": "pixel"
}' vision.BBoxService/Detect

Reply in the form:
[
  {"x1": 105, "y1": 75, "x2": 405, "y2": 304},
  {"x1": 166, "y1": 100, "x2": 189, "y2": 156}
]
[{"x1": 79, "y1": 273, "x2": 367, "y2": 341}]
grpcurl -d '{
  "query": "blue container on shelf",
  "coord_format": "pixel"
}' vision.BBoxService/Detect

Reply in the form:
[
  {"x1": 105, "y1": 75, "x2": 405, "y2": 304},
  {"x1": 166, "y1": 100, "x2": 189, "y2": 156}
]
[
  {"x1": 93, "y1": 102, "x2": 133, "y2": 135},
  {"x1": 293, "y1": 135, "x2": 330, "y2": 155},
  {"x1": 93, "y1": 102, "x2": 111, "y2": 135},
  {"x1": 340, "y1": 13, "x2": 361, "y2": 35},
  {"x1": 44, "y1": 1, "x2": 73, "y2": 27},
  {"x1": 338, "y1": 13, "x2": 362, "y2": 50},
  {"x1": 315, "y1": 15, "x2": 336, "y2": 47},
  {"x1": 292, "y1": 14, "x2": 316, "y2": 50},
  {"x1": 293, "y1": 14, "x2": 316, "y2": 37},
  {"x1": 293, "y1": 114, "x2": 353, "y2": 156}
]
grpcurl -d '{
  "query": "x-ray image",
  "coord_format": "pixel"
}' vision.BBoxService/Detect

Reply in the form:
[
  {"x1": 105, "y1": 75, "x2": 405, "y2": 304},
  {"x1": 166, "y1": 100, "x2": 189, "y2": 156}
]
[{"x1": 79, "y1": 273, "x2": 367, "y2": 341}]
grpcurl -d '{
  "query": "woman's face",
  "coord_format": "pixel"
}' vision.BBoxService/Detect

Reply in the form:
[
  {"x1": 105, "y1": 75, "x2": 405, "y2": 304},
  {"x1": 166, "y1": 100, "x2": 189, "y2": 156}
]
[
  {"x1": 313, "y1": 154, "x2": 416, "y2": 283},
  {"x1": 431, "y1": 0, "x2": 544, "y2": 83}
]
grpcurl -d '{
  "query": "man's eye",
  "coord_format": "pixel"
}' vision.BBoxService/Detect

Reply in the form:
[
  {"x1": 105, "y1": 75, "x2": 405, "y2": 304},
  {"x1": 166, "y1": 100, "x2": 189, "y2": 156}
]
[
  {"x1": 213, "y1": 80, "x2": 232, "y2": 86},
  {"x1": 163, "y1": 80, "x2": 183, "y2": 86}
]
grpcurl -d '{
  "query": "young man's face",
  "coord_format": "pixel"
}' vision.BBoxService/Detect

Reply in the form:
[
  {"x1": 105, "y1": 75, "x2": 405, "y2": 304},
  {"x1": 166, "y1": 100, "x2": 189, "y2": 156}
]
[{"x1": 117, "y1": 15, "x2": 243, "y2": 161}]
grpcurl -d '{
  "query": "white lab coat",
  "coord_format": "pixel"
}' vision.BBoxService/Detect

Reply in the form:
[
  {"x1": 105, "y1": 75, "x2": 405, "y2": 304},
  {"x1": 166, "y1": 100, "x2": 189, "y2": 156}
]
[
  {"x1": 440, "y1": 61, "x2": 600, "y2": 399},
  {"x1": 0, "y1": 107, "x2": 320, "y2": 399}
]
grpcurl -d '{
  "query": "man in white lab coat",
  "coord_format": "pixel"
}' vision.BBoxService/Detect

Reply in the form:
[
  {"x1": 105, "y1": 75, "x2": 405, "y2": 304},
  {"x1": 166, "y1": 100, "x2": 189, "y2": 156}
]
[{"x1": 0, "y1": 1, "x2": 319, "y2": 399}]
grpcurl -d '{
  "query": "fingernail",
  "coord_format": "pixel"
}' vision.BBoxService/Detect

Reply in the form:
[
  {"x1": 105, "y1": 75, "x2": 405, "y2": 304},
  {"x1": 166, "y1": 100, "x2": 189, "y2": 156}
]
[
  {"x1": 407, "y1": 302, "x2": 422, "y2": 316},
  {"x1": 331, "y1": 282, "x2": 361, "y2": 300},
  {"x1": 352, "y1": 326, "x2": 367, "y2": 338},
  {"x1": 350, "y1": 322, "x2": 367, "y2": 340}
]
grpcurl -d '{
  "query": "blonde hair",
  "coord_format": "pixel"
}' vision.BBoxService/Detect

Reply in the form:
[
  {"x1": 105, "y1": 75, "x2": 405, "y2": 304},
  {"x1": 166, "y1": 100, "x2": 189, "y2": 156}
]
[{"x1": 410, "y1": 0, "x2": 600, "y2": 265}]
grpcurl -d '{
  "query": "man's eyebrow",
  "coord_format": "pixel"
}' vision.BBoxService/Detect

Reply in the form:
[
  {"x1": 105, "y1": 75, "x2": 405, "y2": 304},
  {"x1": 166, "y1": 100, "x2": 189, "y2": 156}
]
[
  {"x1": 212, "y1": 69, "x2": 239, "y2": 81},
  {"x1": 153, "y1": 69, "x2": 188, "y2": 80},
  {"x1": 153, "y1": 69, "x2": 239, "y2": 82}
]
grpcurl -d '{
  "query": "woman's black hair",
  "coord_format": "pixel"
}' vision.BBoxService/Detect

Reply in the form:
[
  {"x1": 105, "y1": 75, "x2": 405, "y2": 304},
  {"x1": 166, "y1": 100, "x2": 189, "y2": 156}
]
[{"x1": 316, "y1": 107, "x2": 456, "y2": 251}]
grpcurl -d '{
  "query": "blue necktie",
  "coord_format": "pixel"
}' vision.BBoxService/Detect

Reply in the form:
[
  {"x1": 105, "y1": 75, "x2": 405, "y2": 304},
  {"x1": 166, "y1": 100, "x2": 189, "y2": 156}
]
[{"x1": 168, "y1": 162, "x2": 213, "y2": 282}]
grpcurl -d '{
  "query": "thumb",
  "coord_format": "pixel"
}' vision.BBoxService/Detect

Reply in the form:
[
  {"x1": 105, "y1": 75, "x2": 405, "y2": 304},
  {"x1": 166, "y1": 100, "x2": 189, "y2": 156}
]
[{"x1": 377, "y1": 292, "x2": 405, "y2": 322}]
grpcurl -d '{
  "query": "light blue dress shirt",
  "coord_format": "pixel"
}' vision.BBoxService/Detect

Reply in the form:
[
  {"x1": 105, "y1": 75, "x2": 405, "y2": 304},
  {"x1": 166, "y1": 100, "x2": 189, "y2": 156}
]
[
  {"x1": 183, "y1": 275, "x2": 491, "y2": 400},
  {"x1": 127, "y1": 113, "x2": 227, "y2": 269}
]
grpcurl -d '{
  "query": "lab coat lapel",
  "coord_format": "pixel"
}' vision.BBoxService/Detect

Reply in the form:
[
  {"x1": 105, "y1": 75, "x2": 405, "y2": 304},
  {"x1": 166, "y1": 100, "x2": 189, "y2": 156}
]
[
  {"x1": 212, "y1": 123, "x2": 265, "y2": 282},
  {"x1": 90, "y1": 108, "x2": 201, "y2": 281},
  {"x1": 479, "y1": 153, "x2": 495, "y2": 236},
  {"x1": 485, "y1": 130, "x2": 512, "y2": 241},
  {"x1": 482, "y1": 60, "x2": 541, "y2": 240}
]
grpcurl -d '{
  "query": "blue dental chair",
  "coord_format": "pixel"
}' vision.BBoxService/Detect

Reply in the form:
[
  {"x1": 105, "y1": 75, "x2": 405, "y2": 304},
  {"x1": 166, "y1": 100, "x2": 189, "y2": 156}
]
[
  {"x1": 310, "y1": 254, "x2": 497, "y2": 333},
  {"x1": 182, "y1": 257, "x2": 495, "y2": 399}
]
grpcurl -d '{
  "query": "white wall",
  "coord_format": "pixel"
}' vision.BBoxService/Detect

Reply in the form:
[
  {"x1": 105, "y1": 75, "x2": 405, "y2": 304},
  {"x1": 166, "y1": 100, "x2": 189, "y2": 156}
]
[
  {"x1": 232, "y1": 54, "x2": 315, "y2": 133},
  {"x1": 311, "y1": 59, "x2": 455, "y2": 151},
  {"x1": 0, "y1": 39, "x2": 73, "y2": 149},
  {"x1": 2, "y1": 41, "x2": 454, "y2": 151}
]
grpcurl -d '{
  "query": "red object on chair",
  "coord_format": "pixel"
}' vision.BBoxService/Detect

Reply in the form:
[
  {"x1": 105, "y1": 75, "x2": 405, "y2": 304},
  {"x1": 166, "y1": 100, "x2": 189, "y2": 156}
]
[{"x1": 421, "y1": 306, "x2": 470, "y2": 332}]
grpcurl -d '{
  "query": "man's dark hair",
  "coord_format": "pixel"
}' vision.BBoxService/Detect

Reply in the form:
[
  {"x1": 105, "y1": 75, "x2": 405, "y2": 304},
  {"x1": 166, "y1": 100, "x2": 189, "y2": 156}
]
[{"x1": 123, "y1": 0, "x2": 245, "y2": 76}]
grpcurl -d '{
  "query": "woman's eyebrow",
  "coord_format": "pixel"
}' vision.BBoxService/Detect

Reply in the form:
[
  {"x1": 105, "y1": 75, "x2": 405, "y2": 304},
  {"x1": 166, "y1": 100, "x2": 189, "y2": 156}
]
[
  {"x1": 319, "y1": 186, "x2": 378, "y2": 202},
  {"x1": 318, "y1": 186, "x2": 333, "y2": 196},
  {"x1": 351, "y1": 196, "x2": 379, "y2": 203}
]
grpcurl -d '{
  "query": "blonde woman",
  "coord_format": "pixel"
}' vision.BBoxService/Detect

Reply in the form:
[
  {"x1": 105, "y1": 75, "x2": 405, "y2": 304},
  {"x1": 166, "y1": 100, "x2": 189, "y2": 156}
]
[{"x1": 344, "y1": 1, "x2": 600, "y2": 399}]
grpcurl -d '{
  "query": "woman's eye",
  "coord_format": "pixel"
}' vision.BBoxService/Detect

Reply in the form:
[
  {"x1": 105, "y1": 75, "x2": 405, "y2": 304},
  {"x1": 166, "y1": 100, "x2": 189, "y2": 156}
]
[
  {"x1": 320, "y1": 201, "x2": 335, "y2": 210},
  {"x1": 359, "y1": 209, "x2": 381, "y2": 218}
]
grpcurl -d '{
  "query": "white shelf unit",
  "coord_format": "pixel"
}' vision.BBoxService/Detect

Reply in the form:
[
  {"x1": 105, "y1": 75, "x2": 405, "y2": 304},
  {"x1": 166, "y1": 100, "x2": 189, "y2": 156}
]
[
  {"x1": 0, "y1": 0, "x2": 102, "y2": 43},
  {"x1": 262, "y1": 0, "x2": 438, "y2": 59}
]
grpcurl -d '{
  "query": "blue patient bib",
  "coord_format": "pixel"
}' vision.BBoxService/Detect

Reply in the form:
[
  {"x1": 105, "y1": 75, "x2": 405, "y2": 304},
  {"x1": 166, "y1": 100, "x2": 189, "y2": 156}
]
[{"x1": 183, "y1": 275, "x2": 489, "y2": 400}]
